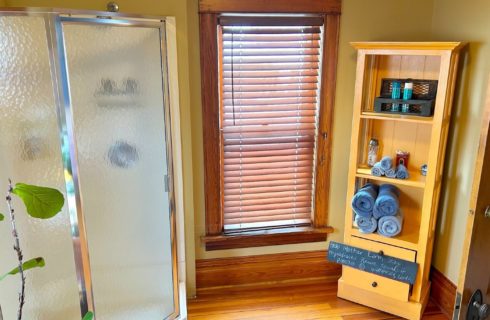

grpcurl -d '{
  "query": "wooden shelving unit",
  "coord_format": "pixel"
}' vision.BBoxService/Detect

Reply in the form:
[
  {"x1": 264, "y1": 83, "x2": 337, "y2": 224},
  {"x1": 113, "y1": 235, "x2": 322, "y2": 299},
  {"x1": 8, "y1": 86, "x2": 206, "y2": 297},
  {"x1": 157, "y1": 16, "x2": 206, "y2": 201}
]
[{"x1": 338, "y1": 42, "x2": 465, "y2": 320}]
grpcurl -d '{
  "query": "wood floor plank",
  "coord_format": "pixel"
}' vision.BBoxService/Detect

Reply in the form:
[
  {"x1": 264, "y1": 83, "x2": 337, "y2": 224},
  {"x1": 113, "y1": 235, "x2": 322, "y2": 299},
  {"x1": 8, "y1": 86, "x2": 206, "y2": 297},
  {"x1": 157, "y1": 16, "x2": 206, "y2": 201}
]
[{"x1": 188, "y1": 279, "x2": 448, "y2": 319}]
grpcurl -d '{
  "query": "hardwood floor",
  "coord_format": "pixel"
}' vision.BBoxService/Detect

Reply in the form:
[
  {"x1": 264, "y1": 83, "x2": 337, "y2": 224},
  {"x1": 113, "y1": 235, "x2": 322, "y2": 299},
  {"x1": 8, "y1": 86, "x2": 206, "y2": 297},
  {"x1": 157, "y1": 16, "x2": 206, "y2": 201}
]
[{"x1": 187, "y1": 279, "x2": 448, "y2": 319}]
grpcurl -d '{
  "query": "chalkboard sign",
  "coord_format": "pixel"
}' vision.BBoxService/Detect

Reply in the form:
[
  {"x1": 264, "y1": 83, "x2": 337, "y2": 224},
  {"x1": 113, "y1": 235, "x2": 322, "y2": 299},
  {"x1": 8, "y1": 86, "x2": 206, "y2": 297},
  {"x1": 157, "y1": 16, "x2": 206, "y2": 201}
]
[{"x1": 328, "y1": 241, "x2": 418, "y2": 285}]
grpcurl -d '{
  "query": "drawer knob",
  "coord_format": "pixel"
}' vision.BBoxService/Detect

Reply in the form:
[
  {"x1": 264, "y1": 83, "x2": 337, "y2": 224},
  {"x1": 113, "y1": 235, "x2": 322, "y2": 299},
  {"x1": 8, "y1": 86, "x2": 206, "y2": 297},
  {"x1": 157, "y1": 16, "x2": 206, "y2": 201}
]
[
  {"x1": 379, "y1": 250, "x2": 384, "y2": 256},
  {"x1": 372, "y1": 281, "x2": 378, "y2": 288}
]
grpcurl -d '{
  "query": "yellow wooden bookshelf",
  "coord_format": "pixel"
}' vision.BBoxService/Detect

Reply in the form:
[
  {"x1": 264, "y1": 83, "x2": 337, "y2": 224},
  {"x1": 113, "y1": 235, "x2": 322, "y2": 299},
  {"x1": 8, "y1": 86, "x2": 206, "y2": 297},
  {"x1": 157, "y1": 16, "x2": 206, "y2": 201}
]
[{"x1": 338, "y1": 42, "x2": 465, "y2": 320}]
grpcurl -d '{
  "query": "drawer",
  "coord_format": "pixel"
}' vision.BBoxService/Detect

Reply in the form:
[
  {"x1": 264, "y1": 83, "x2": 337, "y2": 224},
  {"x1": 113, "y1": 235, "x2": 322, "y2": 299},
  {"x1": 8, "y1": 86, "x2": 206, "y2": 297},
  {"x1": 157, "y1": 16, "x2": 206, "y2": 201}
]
[
  {"x1": 343, "y1": 266, "x2": 411, "y2": 301},
  {"x1": 342, "y1": 237, "x2": 418, "y2": 302},
  {"x1": 350, "y1": 236, "x2": 417, "y2": 262}
]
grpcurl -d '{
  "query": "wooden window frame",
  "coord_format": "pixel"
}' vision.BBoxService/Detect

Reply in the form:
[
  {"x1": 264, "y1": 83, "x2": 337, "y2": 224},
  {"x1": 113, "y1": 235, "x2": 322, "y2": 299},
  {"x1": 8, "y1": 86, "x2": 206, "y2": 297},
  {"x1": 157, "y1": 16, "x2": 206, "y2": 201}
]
[{"x1": 199, "y1": 0, "x2": 341, "y2": 250}]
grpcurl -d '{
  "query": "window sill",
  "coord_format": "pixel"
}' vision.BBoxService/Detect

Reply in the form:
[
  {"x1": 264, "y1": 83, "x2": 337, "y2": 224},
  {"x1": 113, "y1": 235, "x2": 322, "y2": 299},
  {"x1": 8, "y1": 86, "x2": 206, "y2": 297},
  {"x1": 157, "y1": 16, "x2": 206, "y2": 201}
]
[{"x1": 202, "y1": 226, "x2": 334, "y2": 251}]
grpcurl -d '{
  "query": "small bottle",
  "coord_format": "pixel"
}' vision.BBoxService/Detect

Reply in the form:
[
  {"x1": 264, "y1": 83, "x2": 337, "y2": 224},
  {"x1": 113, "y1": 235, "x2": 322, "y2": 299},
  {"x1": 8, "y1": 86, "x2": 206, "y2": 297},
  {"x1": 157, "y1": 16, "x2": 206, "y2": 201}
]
[
  {"x1": 391, "y1": 82, "x2": 401, "y2": 112},
  {"x1": 367, "y1": 138, "x2": 379, "y2": 167},
  {"x1": 402, "y1": 82, "x2": 413, "y2": 113}
]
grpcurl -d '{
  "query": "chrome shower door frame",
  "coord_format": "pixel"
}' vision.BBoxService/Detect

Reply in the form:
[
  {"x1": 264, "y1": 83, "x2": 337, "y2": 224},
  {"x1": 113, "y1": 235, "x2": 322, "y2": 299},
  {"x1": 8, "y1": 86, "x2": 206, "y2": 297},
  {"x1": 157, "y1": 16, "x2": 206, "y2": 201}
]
[{"x1": 0, "y1": 9, "x2": 181, "y2": 320}]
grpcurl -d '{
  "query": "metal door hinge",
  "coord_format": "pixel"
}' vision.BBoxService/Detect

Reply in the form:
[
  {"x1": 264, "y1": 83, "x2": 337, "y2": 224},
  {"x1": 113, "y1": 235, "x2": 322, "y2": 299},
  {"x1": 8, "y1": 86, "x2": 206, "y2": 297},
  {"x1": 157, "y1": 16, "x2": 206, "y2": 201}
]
[
  {"x1": 485, "y1": 206, "x2": 490, "y2": 218},
  {"x1": 453, "y1": 292, "x2": 462, "y2": 320}
]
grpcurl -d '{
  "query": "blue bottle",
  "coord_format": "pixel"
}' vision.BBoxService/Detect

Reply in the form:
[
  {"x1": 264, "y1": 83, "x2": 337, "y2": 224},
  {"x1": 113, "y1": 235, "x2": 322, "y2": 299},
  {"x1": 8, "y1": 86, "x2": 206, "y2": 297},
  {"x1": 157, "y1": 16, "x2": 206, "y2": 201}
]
[
  {"x1": 402, "y1": 82, "x2": 413, "y2": 113},
  {"x1": 391, "y1": 81, "x2": 401, "y2": 112}
]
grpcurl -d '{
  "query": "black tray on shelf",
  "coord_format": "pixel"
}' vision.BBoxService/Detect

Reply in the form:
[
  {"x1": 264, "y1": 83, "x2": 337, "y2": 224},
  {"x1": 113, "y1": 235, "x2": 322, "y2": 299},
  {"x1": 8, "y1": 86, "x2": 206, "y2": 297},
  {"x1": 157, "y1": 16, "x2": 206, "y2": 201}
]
[
  {"x1": 374, "y1": 98, "x2": 435, "y2": 117},
  {"x1": 373, "y1": 78, "x2": 438, "y2": 117}
]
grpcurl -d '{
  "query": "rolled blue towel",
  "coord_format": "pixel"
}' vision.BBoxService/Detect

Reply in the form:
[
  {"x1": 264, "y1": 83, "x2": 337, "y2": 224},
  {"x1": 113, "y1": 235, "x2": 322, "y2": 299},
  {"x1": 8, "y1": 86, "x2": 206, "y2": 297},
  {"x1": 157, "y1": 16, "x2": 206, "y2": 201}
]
[
  {"x1": 371, "y1": 162, "x2": 385, "y2": 177},
  {"x1": 355, "y1": 214, "x2": 377, "y2": 234},
  {"x1": 373, "y1": 184, "x2": 400, "y2": 219},
  {"x1": 396, "y1": 164, "x2": 409, "y2": 179},
  {"x1": 351, "y1": 183, "x2": 379, "y2": 218},
  {"x1": 378, "y1": 212, "x2": 403, "y2": 237},
  {"x1": 380, "y1": 156, "x2": 393, "y2": 171},
  {"x1": 385, "y1": 167, "x2": 397, "y2": 178}
]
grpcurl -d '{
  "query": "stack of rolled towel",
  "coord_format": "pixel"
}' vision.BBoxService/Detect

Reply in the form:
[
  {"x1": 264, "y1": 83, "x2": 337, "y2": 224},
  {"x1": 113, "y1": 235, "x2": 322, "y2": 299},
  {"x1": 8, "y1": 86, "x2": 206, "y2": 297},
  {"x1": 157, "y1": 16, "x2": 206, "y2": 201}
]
[
  {"x1": 351, "y1": 183, "x2": 403, "y2": 237},
  {"x1": 371, "y1": 156, "x2": 409, "y2": 180},
  {"x1": 352, "y1": 183, "x2": 379, "y2": 234}
]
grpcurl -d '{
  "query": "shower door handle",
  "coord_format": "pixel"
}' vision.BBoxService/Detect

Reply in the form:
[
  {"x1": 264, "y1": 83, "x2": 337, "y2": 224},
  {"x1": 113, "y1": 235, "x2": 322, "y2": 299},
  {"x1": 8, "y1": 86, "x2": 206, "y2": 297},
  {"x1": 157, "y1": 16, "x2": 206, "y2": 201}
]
[{"x1": 164, "y1": 174, "x2": 170, "y2": 192}]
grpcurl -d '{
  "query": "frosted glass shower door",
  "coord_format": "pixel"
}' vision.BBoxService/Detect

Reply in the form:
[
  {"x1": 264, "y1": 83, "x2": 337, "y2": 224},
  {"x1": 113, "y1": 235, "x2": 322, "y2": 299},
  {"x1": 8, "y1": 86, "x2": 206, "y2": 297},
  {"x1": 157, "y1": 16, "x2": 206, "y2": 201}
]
[
  {"x1": 0, "y1": 15, "x2": 81, "y2": 319},
  {"x1": 61, "y1": 21, "x2": 176, "y2": 319}
]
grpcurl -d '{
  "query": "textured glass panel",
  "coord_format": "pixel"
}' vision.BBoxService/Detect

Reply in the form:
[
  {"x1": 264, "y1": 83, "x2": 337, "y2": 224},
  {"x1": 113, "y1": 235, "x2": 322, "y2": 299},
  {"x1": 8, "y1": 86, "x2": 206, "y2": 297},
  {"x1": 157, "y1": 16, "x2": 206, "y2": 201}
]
[
  {"x1": 0, "y1": 16, "x2": 81, "y2": 319},
  {"x1": 62, "y1": 23, "x2": 175, "y2": 319}
]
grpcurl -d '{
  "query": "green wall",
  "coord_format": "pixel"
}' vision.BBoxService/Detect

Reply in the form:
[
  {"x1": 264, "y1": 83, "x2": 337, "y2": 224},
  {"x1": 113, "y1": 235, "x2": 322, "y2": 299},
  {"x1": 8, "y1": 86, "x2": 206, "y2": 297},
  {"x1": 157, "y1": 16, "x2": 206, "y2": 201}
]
[{"x1": 430, "y1": 0, "x2": 490, "y2": 283}]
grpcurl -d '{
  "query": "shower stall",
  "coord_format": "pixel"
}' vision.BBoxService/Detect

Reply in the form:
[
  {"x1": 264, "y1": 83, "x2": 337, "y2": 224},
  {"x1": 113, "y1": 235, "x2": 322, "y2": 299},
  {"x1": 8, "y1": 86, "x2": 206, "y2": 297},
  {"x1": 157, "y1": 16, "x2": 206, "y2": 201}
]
[{"x1": 0, "y1": 8, "x2": 184, "y2": 320}]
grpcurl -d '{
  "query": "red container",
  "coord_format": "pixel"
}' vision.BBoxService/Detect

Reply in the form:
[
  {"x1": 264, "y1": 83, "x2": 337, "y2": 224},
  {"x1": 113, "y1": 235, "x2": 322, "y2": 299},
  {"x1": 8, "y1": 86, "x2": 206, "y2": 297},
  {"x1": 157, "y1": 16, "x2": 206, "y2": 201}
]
[{"x1": 396, "y1": 150, "x2": 410, "y2": 168}]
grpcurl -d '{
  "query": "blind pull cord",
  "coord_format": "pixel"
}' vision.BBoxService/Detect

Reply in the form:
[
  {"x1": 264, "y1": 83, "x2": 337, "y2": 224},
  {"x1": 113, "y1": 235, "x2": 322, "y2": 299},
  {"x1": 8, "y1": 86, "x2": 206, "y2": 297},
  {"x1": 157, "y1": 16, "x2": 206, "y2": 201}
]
[
  {"x1": 293, "y1": 28, "x2": 305, "y2": 226},
  {"x1": 231, "y1": 31, "x2": 236, "y2": 126},
  {"x1": 231, "y1": 29, "x2": 243, "y2": 227}
]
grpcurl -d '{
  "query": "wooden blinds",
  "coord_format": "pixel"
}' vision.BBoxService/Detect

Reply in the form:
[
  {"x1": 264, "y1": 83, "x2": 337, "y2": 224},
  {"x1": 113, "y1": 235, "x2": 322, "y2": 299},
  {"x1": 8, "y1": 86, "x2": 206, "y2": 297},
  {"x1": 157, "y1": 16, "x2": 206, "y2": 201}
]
[{"x1": 220, "y1": 17, "x2": 324, "y2": 231}]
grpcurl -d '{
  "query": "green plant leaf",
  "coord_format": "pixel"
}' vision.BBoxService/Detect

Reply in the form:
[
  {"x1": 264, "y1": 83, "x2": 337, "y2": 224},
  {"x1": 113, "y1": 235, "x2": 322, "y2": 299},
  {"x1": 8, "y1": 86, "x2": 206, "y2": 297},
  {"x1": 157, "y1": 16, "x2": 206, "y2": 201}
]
[
  {"x1": 12, "y1": 183, "x2": 64, "y2": 219},
  {"x1": 0, "y1": 213, "x2": 4, "y2": 221},
  {"x1": 82, "y1": 311, "x2": 94, "y2": 320},
  {"x1": 0, "y1": 257, "x2": 45, "y2": 281}
]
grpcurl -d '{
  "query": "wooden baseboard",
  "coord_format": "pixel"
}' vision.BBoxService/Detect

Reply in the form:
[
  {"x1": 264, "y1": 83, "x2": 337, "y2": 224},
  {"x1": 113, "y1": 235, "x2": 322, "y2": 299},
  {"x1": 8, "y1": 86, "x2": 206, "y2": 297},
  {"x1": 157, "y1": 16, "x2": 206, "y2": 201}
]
[
  {"x1": 429, "y1": 267, "x2": 457, "y2": 318},
  {"x1": 196, "y1": 250, "x2": 341, "y2": 289},
  {"x1": 196, "y1": 251, "x2": 456, "y2": 318}
]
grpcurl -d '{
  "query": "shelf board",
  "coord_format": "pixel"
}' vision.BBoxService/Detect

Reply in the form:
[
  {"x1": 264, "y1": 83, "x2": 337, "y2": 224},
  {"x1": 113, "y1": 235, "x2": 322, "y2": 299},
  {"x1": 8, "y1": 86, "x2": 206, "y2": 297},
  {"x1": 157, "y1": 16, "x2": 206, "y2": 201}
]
[
  {"x1": 351, "y1": 228, "x2": 419, "y2": 251},
  {"x1": 360, "y1": 112, "x2": 433, "y2": 124},
  {"x1": 356, "y1": 166, "x2": 426, "y2": 188}
]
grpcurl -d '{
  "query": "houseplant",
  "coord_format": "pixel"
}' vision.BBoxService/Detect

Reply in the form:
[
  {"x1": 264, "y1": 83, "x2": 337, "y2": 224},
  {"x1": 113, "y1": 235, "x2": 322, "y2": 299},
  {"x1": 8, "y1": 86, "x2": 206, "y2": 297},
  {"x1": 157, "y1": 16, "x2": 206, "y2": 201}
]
[{"x1": 0, "y1": 179, "x2": 93, "y2": 320}]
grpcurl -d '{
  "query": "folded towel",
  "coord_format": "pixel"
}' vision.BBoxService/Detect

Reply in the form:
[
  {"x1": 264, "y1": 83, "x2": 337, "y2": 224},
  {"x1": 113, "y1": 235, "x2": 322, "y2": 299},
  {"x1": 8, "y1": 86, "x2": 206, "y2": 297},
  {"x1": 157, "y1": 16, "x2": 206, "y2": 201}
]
[
  {"x1": 371, "y1": 162, "x2": 385, "y2": 177},
  {"x1": 351, "y1": 183, "x2": 379, "y2": 217},
  {"x1": 355, "y1": 214, "x2": 377, "y2": 234},
  {"x1": 396, "y1": 164, "x2": 409, "y2": 179},
  {"x1": 380, "y1": 156, "x2": 393, "y2": 171},
  {"x1": 378, "y1": 212, "x2": 403, "y2": 237},
  {"x1": 385, "y1": 167, "x2": 397, "y2": 178},
  {"x1": 373, "y1": 184, "x2": 400, "y2": 219}
]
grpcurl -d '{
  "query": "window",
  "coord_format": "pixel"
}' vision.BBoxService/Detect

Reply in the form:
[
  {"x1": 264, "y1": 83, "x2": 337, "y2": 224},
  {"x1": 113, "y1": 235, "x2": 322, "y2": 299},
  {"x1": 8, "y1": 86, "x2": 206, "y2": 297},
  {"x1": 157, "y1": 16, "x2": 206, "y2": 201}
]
[
  {"x1": 221, "y1": 20, "x2": 323, "y2": 231},
  {"x1": 199, "y1": 0, "x2": 341, "y2": 250}
]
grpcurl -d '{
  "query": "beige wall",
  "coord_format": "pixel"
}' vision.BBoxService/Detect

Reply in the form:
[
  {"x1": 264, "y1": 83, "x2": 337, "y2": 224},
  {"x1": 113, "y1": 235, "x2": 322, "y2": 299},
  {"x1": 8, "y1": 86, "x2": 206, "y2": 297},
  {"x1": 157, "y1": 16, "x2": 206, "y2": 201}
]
[
  {"x1": 430, "y1": 0, "x2": 490, "y2": 283},
  {"x1": 3, "y1": 0, "x2": 487, "y2": 296},
  {"x1": 190, "y1": 0, "x2": 435, "y2": 261},
  {"x1": 2, "y1": 0, "x2": 436, "y2": 296}
]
